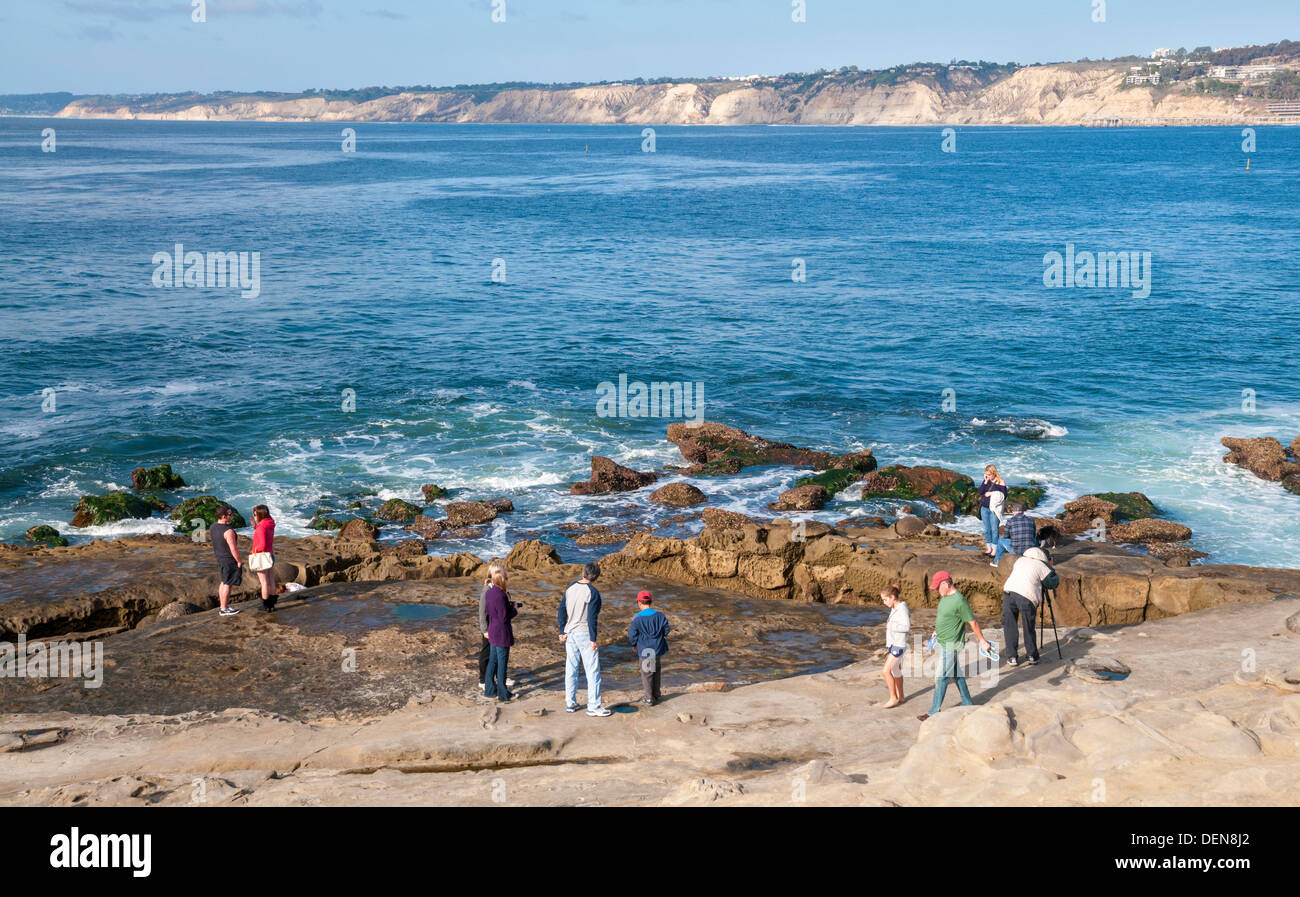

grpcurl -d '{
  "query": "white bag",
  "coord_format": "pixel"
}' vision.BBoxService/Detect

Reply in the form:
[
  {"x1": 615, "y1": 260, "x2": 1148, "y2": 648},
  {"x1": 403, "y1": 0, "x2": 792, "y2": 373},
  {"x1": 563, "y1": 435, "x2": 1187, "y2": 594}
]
[{"x1": 248, "y1": 552, "x2": 274, "y2": 572}]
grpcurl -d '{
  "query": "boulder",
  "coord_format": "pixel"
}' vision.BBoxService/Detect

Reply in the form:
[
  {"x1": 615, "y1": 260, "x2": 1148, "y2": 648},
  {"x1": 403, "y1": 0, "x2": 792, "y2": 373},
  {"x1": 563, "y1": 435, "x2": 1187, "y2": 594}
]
[
  {"x1": 894, "y1": 515, "x2": 929, "y2": 537},
  {"x1": 169, "y1": 497, "x2": 245, "y2": 534},
  {"x1": 156, "y1": 601, "x2": 204, "y2": 621},
  {"x1": 1285, "y1": 474, "x2": 1300, "y2": 496},
  {"x1": 769, "y1": 484, "x2": 828, "y2": 511},
  {"x1": 337, "y1": 518, "x2": 379, "y2": 541},
  {"x1": 444, "y1": 501, "x2": 499, "y2": 527},
  {"x1": 309, "y1": 515, "x2": 342, "y2": 531},
  {"x1": 506, "y1": 539, "x2": 563, "y2": 570},
  {"x1": 650, "y1": 482, "x2": 707, "y2": 507},
  {"x1": 1090, "y1": 491, "x2": 1160, "y2": 522},
  {"x1": 1108, "y1": 519, "x2": 1192, "y2": 544},
  {"x1": 1060, "y1": 495, "x2": 1119, "y2": 534},
  {"x1": 700, "y1": 508, "x2": 756, "y2": 530},
  {"x1": 486, "y1": 498, "x2": 514, "y2": 513},
  {"x1": 72, "y1": 491, "x2": 159, "y2": 528},
  {"x1": 130, "y1": 464, "x2": 186, "y2": 491},
  {"x1": 374, "y1": 499, "x2": 421, "y2": 523},
  {"x1": 666, "y1": 421, "x2": 836, "y2": 475},
  {"x1": 570, "y1": 456, "x2": 659, "y2": 495},
  {"x1": 404, "y1": 515, "x2": 444, "y2": 540},
  {"x1": 860, "y1": 465, "x2": 977, "y2": 515},
  {"x1": 1222, "y1": 437, "x2": 1300, "y2": 482},
  {"x1": 1146, "y1": 543, "x2": 1209, "y2": 567},
  {"x1": 420, "y1": 484, "x2": 448, "y2": 501},
  {"x1": 25, "y1": 525, "x2": 68, "y2": 547}
]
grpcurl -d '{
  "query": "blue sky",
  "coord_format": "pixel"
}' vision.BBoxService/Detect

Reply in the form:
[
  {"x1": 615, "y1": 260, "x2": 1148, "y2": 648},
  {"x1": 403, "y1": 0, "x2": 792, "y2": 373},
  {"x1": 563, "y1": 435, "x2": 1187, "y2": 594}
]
[{"x1": 1, "y1": 0, "x2": 1298, "y2": 94}]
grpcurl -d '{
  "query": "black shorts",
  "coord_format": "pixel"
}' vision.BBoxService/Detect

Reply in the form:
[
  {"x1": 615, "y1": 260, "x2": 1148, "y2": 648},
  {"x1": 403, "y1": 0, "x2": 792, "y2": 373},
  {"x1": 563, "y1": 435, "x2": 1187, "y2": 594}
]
[{"x1": 218, "y1": 559, "x2": 243, "y2": 587}]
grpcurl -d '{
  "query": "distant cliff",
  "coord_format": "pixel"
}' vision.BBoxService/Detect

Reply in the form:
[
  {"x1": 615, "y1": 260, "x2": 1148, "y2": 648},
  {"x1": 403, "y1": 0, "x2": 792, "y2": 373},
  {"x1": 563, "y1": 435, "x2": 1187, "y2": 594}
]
[{"x1": 39, "y1": 63, "x2": 1297, "y2": 126}]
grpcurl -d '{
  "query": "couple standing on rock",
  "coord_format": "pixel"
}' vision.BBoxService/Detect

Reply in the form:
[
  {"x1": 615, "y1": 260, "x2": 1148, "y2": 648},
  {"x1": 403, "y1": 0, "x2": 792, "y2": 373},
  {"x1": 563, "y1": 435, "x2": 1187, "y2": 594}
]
[
  {"x1": 210, "y1": 505, "x2": 279, "y2": 616},
  {"x1": 477, "y1": 561, "x2": 670, "y2": 713}
]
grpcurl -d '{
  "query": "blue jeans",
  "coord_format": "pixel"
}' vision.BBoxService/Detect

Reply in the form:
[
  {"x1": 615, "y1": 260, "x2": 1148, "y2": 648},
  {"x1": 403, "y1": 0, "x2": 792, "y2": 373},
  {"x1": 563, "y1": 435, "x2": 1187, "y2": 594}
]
[
  {"x1": 981, "y1": 506, "x2": 1000, "y2": 547},
  {"x1": 484, "y1": 645, "x2": 511, "y2": 701},
  {"x1": 564, "y1": 629, "x2": 603, "y2": 710},
  {"x1": 992, "y1": 536, "x2": 1016, "y2": 563},
  {"x1": 928, "y1": 647, "x2": 974, "y2": 714}
]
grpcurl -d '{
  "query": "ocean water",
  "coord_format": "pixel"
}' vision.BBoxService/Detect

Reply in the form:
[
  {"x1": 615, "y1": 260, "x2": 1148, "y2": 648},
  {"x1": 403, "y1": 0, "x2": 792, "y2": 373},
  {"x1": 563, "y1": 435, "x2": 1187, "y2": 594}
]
[{"x1": 0, "y1": 119, "x2": 1297, "y2": 567}]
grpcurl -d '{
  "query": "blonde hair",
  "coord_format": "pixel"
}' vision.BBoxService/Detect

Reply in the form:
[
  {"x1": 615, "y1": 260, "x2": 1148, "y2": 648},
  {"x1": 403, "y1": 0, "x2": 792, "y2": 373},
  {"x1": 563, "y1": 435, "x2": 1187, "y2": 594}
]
[
  {"x1": 984, "y1": 465, "x2": 1004, "y2": 486},
  {"x1": 486, "y1": 560, "x2": 508, "y2": 593}
]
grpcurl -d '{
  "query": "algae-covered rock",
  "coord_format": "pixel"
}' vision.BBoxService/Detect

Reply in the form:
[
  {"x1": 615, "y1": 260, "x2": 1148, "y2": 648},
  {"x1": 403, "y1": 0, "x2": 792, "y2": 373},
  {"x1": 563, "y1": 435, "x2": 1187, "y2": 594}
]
[
  {"x1": 1006, "y1": 483, "x2": 1046, "y2": 510},
  {"x1": 796, "y1": 467, "x2": 867, "y2": 498},
  {"x1": 1091, "y1": 491, "x2": 1159, "y2": 522},
  {"x1": 71, "y1": 491, "x2": 158, "y2": 527},
  {"x1": 310, "y1": 515, "x2": 343, "y2": 531},
  {"x1": 130, "y1": 464, "x2": 186, "y2": 491},
  {"x1": 421, "y1": 484, "x2": 448, "y2": 502},
  {"x1": 25, "y1": 525, "x2": 68, "y2": 547},
  {"x1": 375, "y1": 498, "x2": 421, "y2": 523},
  {"x1": 169, "y1": 496, "x2": 246, "y2": 533}
]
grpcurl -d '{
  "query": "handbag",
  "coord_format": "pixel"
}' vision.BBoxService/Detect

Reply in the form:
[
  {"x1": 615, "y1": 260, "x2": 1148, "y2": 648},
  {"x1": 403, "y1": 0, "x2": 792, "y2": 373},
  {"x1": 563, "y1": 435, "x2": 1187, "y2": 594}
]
[{"x1": 248, "y1": 552, "x2": 274, "y2": 572}]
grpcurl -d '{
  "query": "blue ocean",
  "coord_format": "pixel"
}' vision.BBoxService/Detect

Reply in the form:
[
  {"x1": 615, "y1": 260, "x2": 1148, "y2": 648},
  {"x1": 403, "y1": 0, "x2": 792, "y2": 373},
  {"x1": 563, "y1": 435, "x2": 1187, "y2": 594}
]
[{"x1": 1, "y1": 119, "x2": 1297, "y2": 567}]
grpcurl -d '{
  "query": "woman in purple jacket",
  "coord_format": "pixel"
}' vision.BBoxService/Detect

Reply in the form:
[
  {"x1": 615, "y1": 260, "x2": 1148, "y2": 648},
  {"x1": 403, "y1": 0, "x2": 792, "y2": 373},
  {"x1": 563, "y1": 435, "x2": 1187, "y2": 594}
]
[{"x1": 483, "y1": 566, "x2": 518, "y2": 702}]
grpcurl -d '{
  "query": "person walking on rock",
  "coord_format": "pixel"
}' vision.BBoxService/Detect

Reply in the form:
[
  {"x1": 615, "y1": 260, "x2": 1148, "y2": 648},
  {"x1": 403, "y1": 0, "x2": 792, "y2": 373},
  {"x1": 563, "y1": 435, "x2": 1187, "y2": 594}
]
[
  {"x1": 918, "y1": 571, "x2": 992, "y2": 721},
  {"x1": 559, "y1": 563, "x2": 609, "y2": 717},
  {"x1": 210, "y1": 507, "x2": 242, "y2": 617},
  {"x1": 880, "y1": 584, "x2": 909, "y2": 708},
  {"x1": 483, "y1": 565, "x2": 518, "y2": 702},
  {"x1": 977, "y1": 465, "x2": 1008, "y2": 557},
  {"x1": 627, "y1": 590, "x2": 670, "y2": 706},
  {"x1": 1001, "y1": 546, "x2": 1056, "y2": 667}
]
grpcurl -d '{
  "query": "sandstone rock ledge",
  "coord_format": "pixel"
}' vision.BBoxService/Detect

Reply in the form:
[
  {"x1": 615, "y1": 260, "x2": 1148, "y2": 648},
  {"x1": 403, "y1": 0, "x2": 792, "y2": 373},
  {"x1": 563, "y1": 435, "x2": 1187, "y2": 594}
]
[
  {"x1": 602, "y1": 518, "x2": 1300, "y2": 626},
  {"x1": 1, "y1": 594, "x2": 1295, "y2": 806}
]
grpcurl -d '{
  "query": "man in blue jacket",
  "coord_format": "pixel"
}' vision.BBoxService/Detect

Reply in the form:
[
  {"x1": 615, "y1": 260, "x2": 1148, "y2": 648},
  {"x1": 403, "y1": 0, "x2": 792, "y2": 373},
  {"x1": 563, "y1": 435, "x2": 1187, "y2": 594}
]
[
  {"x1": 628, "y1": 590, "x2": 670, "y2": 706},
  {"x1": 558, "y1": 563, "x2": 609, "y2": 717}
]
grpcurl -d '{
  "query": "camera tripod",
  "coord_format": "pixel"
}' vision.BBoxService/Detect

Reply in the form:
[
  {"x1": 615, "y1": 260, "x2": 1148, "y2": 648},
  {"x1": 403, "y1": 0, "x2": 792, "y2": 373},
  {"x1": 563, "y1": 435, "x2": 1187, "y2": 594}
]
[{"x1": 1038, "y1": 588, "x2": 1063, "y2": 660}]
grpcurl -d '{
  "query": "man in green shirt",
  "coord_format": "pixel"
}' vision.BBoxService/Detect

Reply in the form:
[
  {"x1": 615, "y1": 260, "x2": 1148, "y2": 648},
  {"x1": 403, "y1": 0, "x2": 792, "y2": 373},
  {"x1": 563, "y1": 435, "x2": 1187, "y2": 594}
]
[{"x1": 918, "y1": 570, "x2": 992, "y2": 721}]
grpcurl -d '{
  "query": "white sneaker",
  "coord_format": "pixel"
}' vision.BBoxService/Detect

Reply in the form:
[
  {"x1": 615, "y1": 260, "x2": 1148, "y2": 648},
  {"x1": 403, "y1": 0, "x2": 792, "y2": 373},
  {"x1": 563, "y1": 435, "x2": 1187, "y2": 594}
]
[
  {"x1": 479, "y1": 682, "x2": 485, "y2": 692},
  {"x1": 219, "y1": 607, "x2": 240, "y2": 616},
  {"x1": 586, "y1": 707, "x2": 612, "y2": 717},
  {"x1": 506, "y1": 678, "x2": 516, "y2": 688}
]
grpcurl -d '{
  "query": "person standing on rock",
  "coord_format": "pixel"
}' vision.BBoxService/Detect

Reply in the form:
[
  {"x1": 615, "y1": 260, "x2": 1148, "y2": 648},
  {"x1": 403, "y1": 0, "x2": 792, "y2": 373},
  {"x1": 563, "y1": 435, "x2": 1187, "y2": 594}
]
[
  {"x1": 977, "y1": 465, "x2": 1008, "y2": 557},
  {"x1": 917, "y1": 571, "x2": 992, "y2": 721},
  {"x1": 478, "y1": 561, "x2": 515, "y2": 694},
  {"x1": 559, "y1": 563, "x2": 610, "y2": 717},
  {"x1": 210, "y1": 507, "x2": 242, "y2": 617},
  {"x1": 991, "y1": 502, "x2": 1036, "y2": 567},
  {"x1": 250, "y1": 505, "x2": 277, "y2": 611},
  {"x1": 483, "y1": 565, "x2": 518, "y2": 702},
  {"x1": 880, "y1": 584, "x2": 909, "y2": 708},
  {"x1": 1001, "y1": 546, "x2": 1055, "y2": 667},
  {"x1": 627, "y1": 590, "x2": 670, "y2": 706}
]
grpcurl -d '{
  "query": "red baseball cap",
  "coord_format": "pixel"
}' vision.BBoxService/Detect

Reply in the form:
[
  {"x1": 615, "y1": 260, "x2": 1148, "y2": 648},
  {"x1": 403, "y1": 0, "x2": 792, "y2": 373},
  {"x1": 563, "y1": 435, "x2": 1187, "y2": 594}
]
[
  {"x1": 929, "y1": 571, "x2": 952, "y2": 590},
  {"x1": 636, "y1": 590, "x2": 653, "y2": 602}
]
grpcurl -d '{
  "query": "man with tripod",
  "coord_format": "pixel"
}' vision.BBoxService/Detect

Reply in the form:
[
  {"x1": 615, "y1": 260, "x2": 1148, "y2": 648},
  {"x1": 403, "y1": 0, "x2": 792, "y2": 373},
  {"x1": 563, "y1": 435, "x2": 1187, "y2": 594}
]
[{"x1": 1001, "y1": 546, "x2": 1056, "y2": 666}]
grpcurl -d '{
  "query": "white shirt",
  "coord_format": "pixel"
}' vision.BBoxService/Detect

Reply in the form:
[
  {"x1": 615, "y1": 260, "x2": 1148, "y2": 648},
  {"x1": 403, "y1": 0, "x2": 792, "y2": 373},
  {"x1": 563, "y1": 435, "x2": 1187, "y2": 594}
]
[
  {"x1": 885, "y1": 601, "x2": 911, "y2": 649},
  {"x1": 1003, "y1": 548, "x2": 1053, "y2": 606}
]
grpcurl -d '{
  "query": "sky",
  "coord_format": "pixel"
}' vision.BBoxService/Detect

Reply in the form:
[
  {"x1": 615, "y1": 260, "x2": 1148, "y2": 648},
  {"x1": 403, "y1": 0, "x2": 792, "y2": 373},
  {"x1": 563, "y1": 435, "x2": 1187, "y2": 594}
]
[{"x1": 1, "y1": 0, "x2": 1298, "y2": 95}]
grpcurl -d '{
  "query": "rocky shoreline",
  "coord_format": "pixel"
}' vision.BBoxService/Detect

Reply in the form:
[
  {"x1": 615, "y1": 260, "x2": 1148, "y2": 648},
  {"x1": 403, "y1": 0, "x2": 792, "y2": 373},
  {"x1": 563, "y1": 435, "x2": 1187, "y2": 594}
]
[{"x1": 3, "y1": 418, "x2": 1300, "y2": 805}]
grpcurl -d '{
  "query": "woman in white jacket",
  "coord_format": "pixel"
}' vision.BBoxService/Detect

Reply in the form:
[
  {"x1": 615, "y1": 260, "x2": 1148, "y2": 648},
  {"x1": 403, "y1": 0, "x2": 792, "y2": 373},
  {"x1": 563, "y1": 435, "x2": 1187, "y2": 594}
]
[
  {"x1": 1001, "y1": 546, "x2": 1053, "y2": 666},
  {"x1": 880, "y1": 583, "x2": 910, "y2": 708}
]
